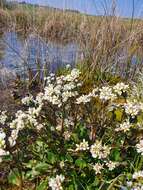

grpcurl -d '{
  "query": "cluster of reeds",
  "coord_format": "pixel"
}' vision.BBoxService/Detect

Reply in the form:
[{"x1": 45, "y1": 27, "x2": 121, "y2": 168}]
[{"x1": 0, "y1": 1, "x2": 143, "y2": 81}]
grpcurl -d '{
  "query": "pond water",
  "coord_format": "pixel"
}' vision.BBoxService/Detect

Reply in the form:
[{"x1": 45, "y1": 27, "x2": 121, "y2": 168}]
[
  {"x1": 0, "y1": 31, "x2": 141, "y2": 84},
  {"x1": 0, "y1": 31, "x2": 81, "y2": 81}
]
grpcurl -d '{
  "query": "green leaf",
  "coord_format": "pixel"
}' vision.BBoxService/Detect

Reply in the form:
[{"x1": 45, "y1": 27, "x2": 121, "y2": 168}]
[
  {"x1": 8, "y1": 169, "x2": 22, "y2": 187},
  {"x1": 25, "y1": 169, "x2": 40, "y2": 179},
  {"x1": 111, "y1": 148, "x2": 121, "y2": 161},
  {"x1": 79, "y1": 125, "x2": 87, "y2": 138},
  {"x1": 114, "y1": 109, "x2": 123, "y2": 122},
  {"x1": 72, "y1": 133, "x2": 79, "y2": 142},
  {"x1": 35, "y1": 163, "x2": 49, "y2": 173},
  {"x1": 65, "y1": 154, "x2": 73, "y2": 163},
  {"x1": 66, "y1": 184, "x2": 75, "y2": 190},
  {"x1": 75, "y1": 159, "x2": 87, "y2": 169},
  {"x1": 47, "y1": 152, "x2": 57, "y2": 164},
  {"x1": 2, "y1": 154, "x2": 12, "y2": 162},
  {"x1": 71, "y1": 174, "x2": 78, "y2": 190},
  {"x1": 93, "y1": 177, "x2": 100, "y2": 186},
  {"x1": 36, "y1": 179, "x2": 48, "y2": 190}
]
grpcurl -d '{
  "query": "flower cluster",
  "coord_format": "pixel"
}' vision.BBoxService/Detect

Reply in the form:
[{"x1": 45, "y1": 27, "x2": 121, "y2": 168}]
[
  {"x1": 92, "y1": 161, "x2": 118, "y2": 174},
  {"x1": 75, "y1": 139, "x2": 111, "y2": 159},
  {"x1": 115, "y1": 120, "x2": 132, "y2": 132},
  {"x1": 99, "y1": 86, "x2": 116, "y2": 101},
  {"x1": 43, "y1": 69, "x2": 81, "y2": 107},
  {"x1": 1, "y1": 68, "x2": 143, "y2": 189},
  {"x1": 90, "y1": 140, "x2": 111, "y2": 159},
  {"x1": 124, "y1": 101, "x2": 142, "y2": 118},
  {"x1": 76, "y1": 88, "x2": 98, "y2": 104},
  {"x1": 105, "y1": 161, "x2": 118, "y2": 171},
  {"x1": 99, "y1": 82, "x2": 129, "y2": 102},
  {"x1": 21, "y1": 95, "x2": 34, "y2": 105},
  {"x1": 2, "y1": 69, "x2": 81, "y2": 150},
  {"x1": 76, "y1": 94, "x2": 91, "y2": 104},
  {"x1": 49, "y1": 175, "x2": 65, "y2": 190},
  {"x1": 75, "y1": 139, "x2": 89, "y2": 151},
  {"x1": 75, "y1": 82, "x2": 129, "y2": 104},
  {"x1": 9, "y1": 105, "x2": 43, "y2": 147},
  {"x1": 113, "y1": 82, "x2": 129, "y2": 95}
]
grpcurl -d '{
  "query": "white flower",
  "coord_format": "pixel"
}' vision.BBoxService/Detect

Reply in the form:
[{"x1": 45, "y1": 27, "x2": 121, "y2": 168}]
[
  {"x1": 36, "y1": 92, "x2": 44, "y2": 104},
  {"x1": 28, "y1": 105, "x2": 42, "y2": 117},
  {"x1": 99, "y1": 86, "x2": 116, "y2": 101},
  {"x1": 9, "y1": 137, "x2": 16, "y2": 147},
  {"x1": 0, "y1": 131, "x2": 6, "y2": 148},
  {"x1": 54, "y1": 85, "x2": 62, "y2": 95},
  {"x1": 124, "y1": 101, "x2": 141, "y2": 117},
  {"x1": 0, "y1": 111, "x2": 7, "y2": 125},
  {"x1": 136, "y1": 140, "x2": 143, "y2": 155},
  {"x1": 115, "y1": 120, "x2": 132, "y2": 132},
  {"x1": 106, "y1": 161, "x2": 118, "y2": 171},
  {"x1": 44, "y1": 84, "x2": 55, "y2": 97},
  {"x1": 63, "y1": 83, "x2": 75, "y2": 91},
  {"x1": 90, "y1": 140, "x2": 110, "y2": 159},
  {"x1": 62, "y1": 91, "x2": 77, "y2": 102},
  {"x1": 21, "y1": 95, "x2": 34, "y2": 105},
  {"x1": 44, "y1": 75, "x2": 55, "y2": 84},
  {"x1": 49, "y1": 175, "x2": 65, "y2": 190},
  {"x1": 90, "y1": 140, "x2": 102, "y2": 158},
  {"x1": 133, "y1": 171, "x2": 143, "y2": 179},
  {"x1": 46, "y1": 94, "x2": 61, "y2": 106},
  {"x1": 8, "y1": 128, "x2": 19, "y2": 147},
  {"x1": 93, "y1": 163, "x2": 103, "y2": 174},
  {"x1": 76, "y1": 88, "x2": 99, "y2": 104},
  {"x1": 113, "y1": 83, "x2": 129, "y2": 95},
  {"x1": 64, "y1": 69, "x2": 80, "y2": 82},
  {"x1": 76, "y1": 139, "x2": 89, "y2": 151},
  {"x1": 76, "y1": 94, "x2": 91, "y2": 104},
  {"x1": 56, "y1": 76, "x2": 64, "y2": 85},
  {"x1": 11, "y1": 110, "x2": 27, "y2": 129}
]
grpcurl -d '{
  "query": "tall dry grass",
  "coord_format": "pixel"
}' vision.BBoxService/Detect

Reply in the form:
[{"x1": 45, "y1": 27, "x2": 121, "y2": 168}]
[{"x1": 0, "y1": 1, "x2": 143, "y2": 81}]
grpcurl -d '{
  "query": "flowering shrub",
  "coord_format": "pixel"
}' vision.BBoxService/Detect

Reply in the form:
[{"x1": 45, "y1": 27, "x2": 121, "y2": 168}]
[{"x1": 0, "y1": 68, "x2": 143, "y2": 189}]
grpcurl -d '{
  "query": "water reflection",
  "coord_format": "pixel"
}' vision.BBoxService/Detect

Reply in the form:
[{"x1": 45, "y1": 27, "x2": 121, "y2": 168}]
[{"x1": 0, "y1": 31, "x2": 79, "y2": 76}]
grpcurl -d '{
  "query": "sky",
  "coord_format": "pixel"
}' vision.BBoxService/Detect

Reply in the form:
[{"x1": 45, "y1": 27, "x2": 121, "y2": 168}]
[{"x1": 8, "y1": 0, "x2": 143, "y2": 18}]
